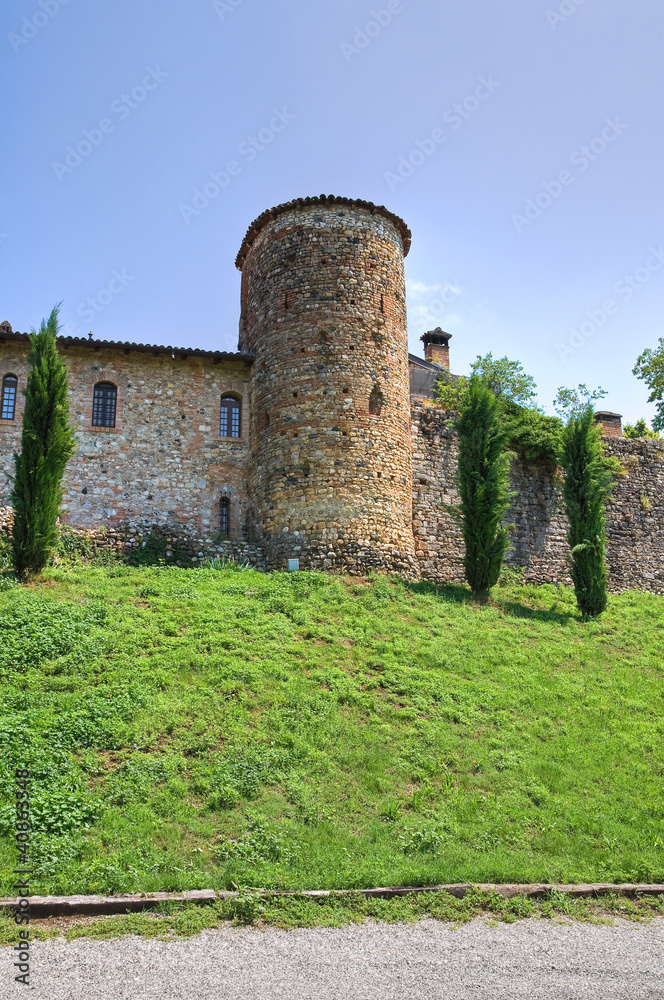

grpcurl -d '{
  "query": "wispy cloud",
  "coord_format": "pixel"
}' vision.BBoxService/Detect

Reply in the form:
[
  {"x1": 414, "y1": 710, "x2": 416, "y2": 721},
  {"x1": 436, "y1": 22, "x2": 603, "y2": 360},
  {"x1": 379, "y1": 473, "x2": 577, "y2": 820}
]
[{"x1": 406, "y1": 278, "x2": 464, "y2": 332}]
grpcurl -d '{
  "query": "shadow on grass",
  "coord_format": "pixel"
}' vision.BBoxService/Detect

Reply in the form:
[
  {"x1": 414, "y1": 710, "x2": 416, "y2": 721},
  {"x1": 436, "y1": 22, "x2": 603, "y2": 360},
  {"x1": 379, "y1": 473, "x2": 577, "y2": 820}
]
[
  {"x1": 401, "y1": 580, "x2": 472, "y2": 603},
  {"x1": 401, "y1": 579, "x2": 577, "y2": 625},
  {"x1": 495, "y1": 600, "x2": 576, "y2": 626}
]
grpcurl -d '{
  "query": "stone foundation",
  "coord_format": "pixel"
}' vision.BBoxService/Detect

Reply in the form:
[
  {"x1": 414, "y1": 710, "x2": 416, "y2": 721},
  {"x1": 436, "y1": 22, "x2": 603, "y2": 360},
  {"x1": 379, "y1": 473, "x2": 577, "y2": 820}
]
[{"x1": 0, "y1": 508, "x2": 266, "y2": 570}]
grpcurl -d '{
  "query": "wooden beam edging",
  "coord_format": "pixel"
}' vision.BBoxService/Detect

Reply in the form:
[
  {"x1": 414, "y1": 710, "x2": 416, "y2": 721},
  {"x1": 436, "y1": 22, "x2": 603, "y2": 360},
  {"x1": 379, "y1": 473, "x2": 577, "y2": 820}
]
[{"x1": 1, "y1": 884, "x2": 664, "y2": 918}]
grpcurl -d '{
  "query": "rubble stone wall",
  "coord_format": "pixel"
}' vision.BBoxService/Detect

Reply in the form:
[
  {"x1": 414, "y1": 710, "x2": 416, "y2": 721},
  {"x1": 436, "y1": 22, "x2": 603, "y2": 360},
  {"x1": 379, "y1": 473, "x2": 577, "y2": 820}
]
[
  {"x1": 0, "y1": 339, "x2": 253, "y2": 545},
  {"x1": 237, "y1": 200, "x2": 418, "y2": 577},
  {"x1": 411, "y1": 400, "x2": 664, "y2": 594}
]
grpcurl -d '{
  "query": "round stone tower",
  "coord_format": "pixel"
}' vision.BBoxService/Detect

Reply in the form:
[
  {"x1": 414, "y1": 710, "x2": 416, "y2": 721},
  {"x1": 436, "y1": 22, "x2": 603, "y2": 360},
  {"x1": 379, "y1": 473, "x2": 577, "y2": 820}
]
[{"x1": 236, "y1": 195, "x2": 417, "y2": 576}]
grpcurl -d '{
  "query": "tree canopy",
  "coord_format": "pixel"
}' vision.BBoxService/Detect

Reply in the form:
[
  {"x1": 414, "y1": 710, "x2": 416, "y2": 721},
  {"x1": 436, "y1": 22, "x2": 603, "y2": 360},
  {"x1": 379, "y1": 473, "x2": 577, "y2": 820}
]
[
  {"x1": 469, "y1": 353, "x2": 537, "y2": 407},
  {"x1": 633, "y1": 338, "x2": 664, "y2": 432}
]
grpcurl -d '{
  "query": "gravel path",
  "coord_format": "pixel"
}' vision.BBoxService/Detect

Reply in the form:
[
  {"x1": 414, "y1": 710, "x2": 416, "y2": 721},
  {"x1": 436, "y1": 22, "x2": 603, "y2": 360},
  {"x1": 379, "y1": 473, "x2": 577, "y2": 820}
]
[{"x1": 2, "y1": 917, "x2": 664, "y2": 999}]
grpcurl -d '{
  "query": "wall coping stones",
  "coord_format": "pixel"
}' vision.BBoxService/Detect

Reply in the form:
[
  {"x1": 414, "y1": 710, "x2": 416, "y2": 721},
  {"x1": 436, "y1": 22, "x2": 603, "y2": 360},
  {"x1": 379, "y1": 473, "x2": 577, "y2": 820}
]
[
  {"x1": 0, "y1": 325, "x2": 254, "y2": 363},
  {"x1": 1, "y1": 884, "x2": 663, "y2": 917},
  {"x1": 235, "y1": 194, "x2": 412, "y2": 268}
]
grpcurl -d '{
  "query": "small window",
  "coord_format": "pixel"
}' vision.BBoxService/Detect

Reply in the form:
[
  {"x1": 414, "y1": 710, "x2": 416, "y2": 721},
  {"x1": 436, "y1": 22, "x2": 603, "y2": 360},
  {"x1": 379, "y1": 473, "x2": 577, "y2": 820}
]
[
  {"x1": 92, "y1": 381, "x2": 117, "y2": 427},
  {"x1": 219, "y1": 497, "x2": 230, "y2": 537},
  {"x1": 1, "y1": 374, "x2": 17, "y2": 420},
  {"x1": 369, "y1": 386, "x2": 384, "y2": 416},
  {"x1": 220, "y1": 395, "x2": 241, "y2": 438}
]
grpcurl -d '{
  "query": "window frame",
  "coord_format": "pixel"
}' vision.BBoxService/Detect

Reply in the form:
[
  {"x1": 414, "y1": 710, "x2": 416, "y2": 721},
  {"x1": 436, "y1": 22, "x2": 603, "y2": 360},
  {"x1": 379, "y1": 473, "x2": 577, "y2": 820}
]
[
  {"x1": 1, "y1": 374, "x2": 18, "y2": 421},
  {"x1": 219, "y1": 394, "x2": 242, "y2": 439},
  {"x1": 91, "y1": 381, "x2": 118, "y2": 428},
  {"x1": 219, "y1": 496, "x2": 230, "y2": 537}
]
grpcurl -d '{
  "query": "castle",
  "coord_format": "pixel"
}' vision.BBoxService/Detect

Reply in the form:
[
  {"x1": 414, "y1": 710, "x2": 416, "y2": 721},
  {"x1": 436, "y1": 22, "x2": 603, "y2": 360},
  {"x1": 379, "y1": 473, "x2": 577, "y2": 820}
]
[{"x1": 1, "y1": 196, "x2": 663, "y2": 592}]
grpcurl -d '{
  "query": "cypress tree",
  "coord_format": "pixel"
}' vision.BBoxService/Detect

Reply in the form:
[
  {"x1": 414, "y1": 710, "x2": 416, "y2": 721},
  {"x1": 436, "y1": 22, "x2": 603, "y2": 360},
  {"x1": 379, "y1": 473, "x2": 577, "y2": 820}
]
[
  {"x1": 11, "y1": 305, "x2": 76, "y2": 580},
  {"x1": 559, "y1": 406, "x2": 615, "y2": 617},
  {"x1": 455, "y1": 376, "x2": 512, "y2": 594}
]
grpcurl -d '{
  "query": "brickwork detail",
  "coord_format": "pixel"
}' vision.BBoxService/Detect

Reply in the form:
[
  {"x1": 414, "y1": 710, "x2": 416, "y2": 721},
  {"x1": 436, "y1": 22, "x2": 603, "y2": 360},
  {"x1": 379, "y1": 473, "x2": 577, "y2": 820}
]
[
  {"x1": 0, "y1": 340, "x2": 253, "y2": 546},
  {"x1": 237, "y1": 200, "x2": 418, "y2": 576}
]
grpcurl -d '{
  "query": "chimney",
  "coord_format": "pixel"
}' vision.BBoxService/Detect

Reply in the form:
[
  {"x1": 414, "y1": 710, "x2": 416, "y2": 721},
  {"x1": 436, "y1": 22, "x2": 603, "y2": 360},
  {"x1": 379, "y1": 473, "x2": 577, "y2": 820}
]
[
  {"x1": 594, "y1": 411, "x2": 623, "y2": 437},
  {"x1": 420, "y1": 328, "x2": 451, "y2": 368}
]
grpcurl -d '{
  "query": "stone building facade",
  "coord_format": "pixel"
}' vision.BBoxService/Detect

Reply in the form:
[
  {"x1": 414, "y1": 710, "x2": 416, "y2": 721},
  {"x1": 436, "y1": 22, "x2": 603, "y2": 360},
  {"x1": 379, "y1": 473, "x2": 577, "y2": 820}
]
[{"x1": 1, "y1": 195, "x2": 663, "y2": 590}]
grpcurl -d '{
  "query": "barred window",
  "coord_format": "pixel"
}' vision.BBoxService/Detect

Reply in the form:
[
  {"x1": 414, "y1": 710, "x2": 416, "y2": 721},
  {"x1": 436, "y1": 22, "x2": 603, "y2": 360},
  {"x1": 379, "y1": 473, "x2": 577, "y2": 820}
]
[
  {"x1": 220, "y1": 394, "x2": 241, "y2": 438},
  {"x1": 92, "y1": 381, "x2": 117, "y2": 427},
  {"x1": 1, "y1": 374, "x2": 17, "y2": 420},
  {"x1": 219, "y1": 496, "x2": 230, "y2": 537}
]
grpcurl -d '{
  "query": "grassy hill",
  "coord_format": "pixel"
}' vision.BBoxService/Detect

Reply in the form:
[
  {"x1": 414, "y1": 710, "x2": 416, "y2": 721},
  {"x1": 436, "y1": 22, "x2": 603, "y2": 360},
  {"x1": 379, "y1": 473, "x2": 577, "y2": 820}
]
[{"x1": 0, "y1": 561, "x2": 663, "y2": 897}]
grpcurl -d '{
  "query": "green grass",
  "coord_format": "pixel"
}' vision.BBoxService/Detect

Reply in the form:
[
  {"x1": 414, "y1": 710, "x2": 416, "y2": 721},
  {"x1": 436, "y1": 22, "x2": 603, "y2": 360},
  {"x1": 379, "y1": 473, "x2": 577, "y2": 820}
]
[
  {"x1": 0, "y1": 562, "x2": 663, "y2": 898},
  {"x1": 1, "y1": 891, "x2": 664, "y2": 944}
]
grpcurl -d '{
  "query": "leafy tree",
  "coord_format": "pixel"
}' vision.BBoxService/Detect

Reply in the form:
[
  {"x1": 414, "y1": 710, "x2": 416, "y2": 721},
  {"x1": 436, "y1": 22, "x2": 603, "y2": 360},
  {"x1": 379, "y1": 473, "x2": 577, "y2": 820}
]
[
  {"x1": 554, "y1": 383, "x2": 607, "y2": 420},
  {"x1": 633, "y1": 338, "x2": 664, "y2": 432},
  {"x1": 11, "y1": 305, "x2": 76, "y2": 580},
  {"x1": 558, "y1": 401, "x2": 617, "y2": 617},
  {"x1": 623, "y1": 418, "x2": 660, "y2": 440},
  {"x1": 434, "y1": 373, "x2": 467, "y2": 411},
  {"x1": 436, "y1": 358, "x2": 562, "y2": 469},
  {"x1": 469, "y1": 353, "x2": 537, "y2": 406},
  {"x1": 501, "y1": 403, "x2": 562, "y2": 472},
  {"x1": 454, "y1": 376, "x2": 513, "y2": 594}
]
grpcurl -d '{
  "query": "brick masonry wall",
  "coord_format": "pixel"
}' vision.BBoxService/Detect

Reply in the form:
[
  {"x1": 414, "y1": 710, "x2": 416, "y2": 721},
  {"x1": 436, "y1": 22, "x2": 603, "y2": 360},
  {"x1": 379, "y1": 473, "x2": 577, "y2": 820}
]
[
  {"x1": 237, "y1": 200, "x2": 418, "y2": 577},
  {"x1": 411, "y1": 400, "x2": 664, "y2": 594},
  {"x1": 0, "y1": 339, "x2": 254, "y2": 551}
]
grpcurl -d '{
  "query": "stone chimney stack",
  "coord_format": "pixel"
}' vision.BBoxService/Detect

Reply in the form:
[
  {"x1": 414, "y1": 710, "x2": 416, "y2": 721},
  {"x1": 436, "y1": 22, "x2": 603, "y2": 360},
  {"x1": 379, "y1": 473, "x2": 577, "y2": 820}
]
[
  {"x1": 421, "y1": 328, "x2": 451, "y2": 368},
  {"x1": 594, "y1": 411, "x2": 623, "y2": 437}
]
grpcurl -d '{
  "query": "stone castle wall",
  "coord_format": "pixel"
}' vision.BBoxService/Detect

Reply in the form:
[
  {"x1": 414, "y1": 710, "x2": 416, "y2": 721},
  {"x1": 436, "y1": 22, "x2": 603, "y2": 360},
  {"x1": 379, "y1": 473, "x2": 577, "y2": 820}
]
[
  {"x1": 237, "y1": 198, "x2": 417, "y2": 577},
  {"x1": 2, "y1": 351, "x2": 664, "y2": 587},
  {"x1": 0, "y1": 337, "x2": 253, "y2": 545},
  {"x1": 2, "y1": 191, "x2": 664, "y2": 591},
  {"x1": 411, "y1": 400, "x2": 664, "y2": 594}
]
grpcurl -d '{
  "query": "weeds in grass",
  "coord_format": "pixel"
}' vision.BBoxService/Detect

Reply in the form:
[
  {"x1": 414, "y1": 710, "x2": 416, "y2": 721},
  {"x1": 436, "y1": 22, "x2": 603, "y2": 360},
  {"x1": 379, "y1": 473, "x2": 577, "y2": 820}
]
[
  {"x1": 0, "y1": 565, "x2": 663, "y2": 896},
  {"x1": 1, "y1": 891, "x2": 663, "y2": 944}
]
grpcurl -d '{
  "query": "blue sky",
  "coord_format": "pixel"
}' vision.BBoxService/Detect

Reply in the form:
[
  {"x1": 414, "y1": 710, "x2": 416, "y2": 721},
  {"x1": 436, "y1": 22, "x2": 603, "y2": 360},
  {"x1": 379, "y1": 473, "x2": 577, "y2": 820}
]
[{"x1": 1, "y1": 0, "x2": 663, "y2": 423}]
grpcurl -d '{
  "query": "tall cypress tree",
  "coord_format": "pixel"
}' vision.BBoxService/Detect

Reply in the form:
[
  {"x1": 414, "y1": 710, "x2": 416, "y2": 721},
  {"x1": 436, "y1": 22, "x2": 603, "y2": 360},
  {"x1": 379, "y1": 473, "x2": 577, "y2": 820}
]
[
  {"x1": 559, "y1": 406, "x2": 615, "y2": 617},
  {"x1": 11, "y1": 305, "x2": 76, "y2": 580},
  {"x1": 455, "y1": 376, "x2": 512, "y2": 594}
]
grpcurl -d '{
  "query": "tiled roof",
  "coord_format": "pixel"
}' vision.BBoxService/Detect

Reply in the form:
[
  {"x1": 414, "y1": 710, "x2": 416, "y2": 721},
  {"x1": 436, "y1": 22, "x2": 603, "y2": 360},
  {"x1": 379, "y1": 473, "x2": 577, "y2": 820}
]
[
  {"x1": 408, "y1": 352, "x2": 441, "y2": 371},
  {"x1": 235, "y1": 195, "x2": 412, "y2": 268},
  {"x1": 0, "y1": 324, "x2": 254, "y2": 362}
]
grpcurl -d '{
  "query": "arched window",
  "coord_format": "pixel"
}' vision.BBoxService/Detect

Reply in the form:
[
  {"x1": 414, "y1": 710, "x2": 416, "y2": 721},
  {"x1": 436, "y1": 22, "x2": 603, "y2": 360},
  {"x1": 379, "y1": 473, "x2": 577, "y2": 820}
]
[
  {"x1": 1, "y1": 374, "x2": 17, "y2": 420},
  {"x1": 220, "y1": 394, "x2": 241, "y2": 438},
  {"x1": 92, "y1": 381, "x2": 117, "y2": 427},
  {"x1": 369, "y1": 386, "x2": 384, "y2": 416},
  {"x1": 219, "y1": 497, "x2": 230, "y2": 537}
]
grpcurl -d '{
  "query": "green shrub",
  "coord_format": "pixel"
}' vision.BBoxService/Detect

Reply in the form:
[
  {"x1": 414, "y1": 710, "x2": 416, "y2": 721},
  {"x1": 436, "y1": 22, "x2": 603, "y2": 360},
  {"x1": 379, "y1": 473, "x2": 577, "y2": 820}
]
[
  {"x1": 454, "y1": 377, "x2": 513, "y2": 593},
  {"x1": 11, "y1": 305, "x2": 76, "y2": 580},
  {"x1": 559, "y1": 407, "x2": 617, "y2": 616},
  {"x1": 56, "y1": 526, "x2": 93, "y2": 563},
  {"x1": 623, "y1": 418, "x2": 660, "y2": 440},
  {"x1": 503, "y1": 404, "x2": 562, "y2": 470}
]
